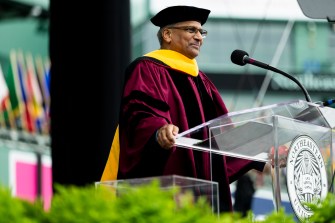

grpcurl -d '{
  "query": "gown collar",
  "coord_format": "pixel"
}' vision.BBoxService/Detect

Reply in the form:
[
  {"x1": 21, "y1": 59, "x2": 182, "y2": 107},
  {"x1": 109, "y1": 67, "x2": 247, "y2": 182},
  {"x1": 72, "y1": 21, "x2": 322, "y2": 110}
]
[{"x1": 144, "y1": 49, "x2": 199, "y2": 77}]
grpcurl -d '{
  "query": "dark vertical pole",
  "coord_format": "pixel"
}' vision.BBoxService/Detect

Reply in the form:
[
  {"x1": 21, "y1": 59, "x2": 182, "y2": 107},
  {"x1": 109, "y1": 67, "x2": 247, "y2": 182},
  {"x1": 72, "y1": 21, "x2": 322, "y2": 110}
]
[
  {"x1": 36, "y1": 151, "x2": 42, "y2": 198},
  {"x1": 49, "y1": 0, "x2": 130, "y2": 187}
]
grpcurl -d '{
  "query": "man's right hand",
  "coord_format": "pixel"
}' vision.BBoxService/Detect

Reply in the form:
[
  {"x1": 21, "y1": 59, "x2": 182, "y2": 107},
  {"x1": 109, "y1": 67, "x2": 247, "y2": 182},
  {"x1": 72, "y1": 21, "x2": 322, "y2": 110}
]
[{"x1": 156, "y1": 124, "x2": 179, "y2": 149}]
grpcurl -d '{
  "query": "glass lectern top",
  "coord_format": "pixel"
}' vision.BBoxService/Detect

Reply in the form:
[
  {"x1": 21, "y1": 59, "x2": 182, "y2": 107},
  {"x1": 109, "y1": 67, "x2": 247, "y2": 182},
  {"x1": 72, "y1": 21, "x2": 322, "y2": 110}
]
[{"x1": 175, "y1": 100, "x2": 334, "y2": 163}]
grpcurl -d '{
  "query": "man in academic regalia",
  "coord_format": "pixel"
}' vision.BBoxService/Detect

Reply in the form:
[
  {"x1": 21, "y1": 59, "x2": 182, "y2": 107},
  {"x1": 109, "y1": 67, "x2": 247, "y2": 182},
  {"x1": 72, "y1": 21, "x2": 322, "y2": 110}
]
[{"x1": 101, "y1": 5, "x2": 265, "y2": 212}]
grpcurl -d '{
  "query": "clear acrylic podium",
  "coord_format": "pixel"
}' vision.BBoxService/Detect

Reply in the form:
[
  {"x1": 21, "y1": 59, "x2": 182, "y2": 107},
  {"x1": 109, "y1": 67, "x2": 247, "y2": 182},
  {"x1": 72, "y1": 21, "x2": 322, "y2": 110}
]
[
  {"x1": 96, "y1": 175, "x2": 219, "y2": 214},
  {"x1": 175, "y1": 100, "x2": 335, "y2": 216}
]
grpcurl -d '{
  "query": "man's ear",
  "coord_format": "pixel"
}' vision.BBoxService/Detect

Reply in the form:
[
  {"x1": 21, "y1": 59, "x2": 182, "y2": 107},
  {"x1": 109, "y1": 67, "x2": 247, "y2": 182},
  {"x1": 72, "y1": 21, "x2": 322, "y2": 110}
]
[{"x1": 162, "y1": 29, "x2": 172, "y2": 43}]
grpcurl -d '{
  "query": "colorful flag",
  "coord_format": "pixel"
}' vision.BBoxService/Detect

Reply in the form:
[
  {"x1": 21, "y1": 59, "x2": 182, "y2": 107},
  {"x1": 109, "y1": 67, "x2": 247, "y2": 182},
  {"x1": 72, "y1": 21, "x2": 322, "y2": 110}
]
[
  {"x1": 0, "y1": 63, "x2": 9, "y2": 127},
  {"x1": 26, "y1": 53, "x2": 46, "y2": 134},
  {"x1": 6, "y1": 51, "x2": 23, "y2": 129},
  {"x1": 1, "y1": 62, "x2": 17, "y2": 129},
  {"x1": 44, "y1": 58, "x2": 51, "y2": 96},
  {"x1": 2, "y1": 50, "x2": 51, "y2": 132},
  {"x1": 16, "y1": 50, "x2": 35, "y2": 132},
  {"x1": 35, "y1": 56, "x2": 50, "y2": 116},
  {"x1": 0, "y1": 63, "x2": 9, "y2": 109}
]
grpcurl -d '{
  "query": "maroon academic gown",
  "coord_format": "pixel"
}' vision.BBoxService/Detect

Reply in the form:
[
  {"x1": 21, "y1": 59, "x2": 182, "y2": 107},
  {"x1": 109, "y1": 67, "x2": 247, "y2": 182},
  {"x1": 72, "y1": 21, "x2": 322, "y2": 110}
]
[{"x1": 117, "y1": 57, "x2": 264, "y2": 212}]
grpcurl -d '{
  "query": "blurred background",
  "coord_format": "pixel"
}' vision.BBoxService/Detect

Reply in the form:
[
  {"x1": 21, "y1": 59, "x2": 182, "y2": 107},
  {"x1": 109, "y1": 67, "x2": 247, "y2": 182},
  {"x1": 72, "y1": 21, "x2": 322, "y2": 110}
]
[{"x1": 0, "y1": 0, "x2": 334, "y2": 217}]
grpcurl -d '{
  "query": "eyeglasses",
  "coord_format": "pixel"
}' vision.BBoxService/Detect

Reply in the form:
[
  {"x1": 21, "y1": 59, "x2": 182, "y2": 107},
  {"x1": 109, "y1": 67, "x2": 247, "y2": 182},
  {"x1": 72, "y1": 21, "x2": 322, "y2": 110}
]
[{"x1": 167, "y1": 26, "x2": 208, "y2": 38}]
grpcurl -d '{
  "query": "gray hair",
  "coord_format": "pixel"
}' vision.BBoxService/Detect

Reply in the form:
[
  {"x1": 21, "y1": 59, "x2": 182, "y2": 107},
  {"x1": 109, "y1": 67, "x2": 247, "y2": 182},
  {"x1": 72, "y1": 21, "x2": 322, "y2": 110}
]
[
  {"x1": 156, "y1": 23, "x2": 176, "y2": 46},
  {"x1": 156, "y1": 27, "x2": 164, "y2": 46}
]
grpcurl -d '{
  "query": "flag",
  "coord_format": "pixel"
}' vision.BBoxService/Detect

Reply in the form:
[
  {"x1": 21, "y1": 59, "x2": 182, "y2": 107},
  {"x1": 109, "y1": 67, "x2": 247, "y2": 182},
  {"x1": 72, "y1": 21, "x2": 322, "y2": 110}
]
[
  {"x1": 35, "y1": 56, "x2": 50, "y2": 117},
  {"x1": 6, "y1": 51, "x2": 23, "y2": 129},
  {"x1": 0, "y1": 63, "x2": 9, "y2": 109},
  {"x1": 16, "y1": 50, "x2": 35, "y2": 132},
  {"x1": 26, "y1": 52, "x2": 46, "y2": 134},
  {"x1": 0, "y1": 63, "x2": 9, "y2": 127},
  {"x1": 44, "y1": 57, "x2": 51, "y2": 96}
]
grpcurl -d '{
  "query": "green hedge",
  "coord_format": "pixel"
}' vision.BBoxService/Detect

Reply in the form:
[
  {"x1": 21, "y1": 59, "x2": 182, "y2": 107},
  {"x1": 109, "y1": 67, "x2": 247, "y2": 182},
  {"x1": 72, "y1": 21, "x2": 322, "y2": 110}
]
[{"x1": 0, "y1": 182, "x2": 333, "y2": 223}]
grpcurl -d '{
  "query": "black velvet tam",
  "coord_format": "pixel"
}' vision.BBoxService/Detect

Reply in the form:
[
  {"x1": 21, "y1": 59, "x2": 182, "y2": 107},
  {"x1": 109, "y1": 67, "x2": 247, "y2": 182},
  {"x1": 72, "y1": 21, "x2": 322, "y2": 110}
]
[{"x1": 150, "y1": 5, "x2": 210, "y2": 27}]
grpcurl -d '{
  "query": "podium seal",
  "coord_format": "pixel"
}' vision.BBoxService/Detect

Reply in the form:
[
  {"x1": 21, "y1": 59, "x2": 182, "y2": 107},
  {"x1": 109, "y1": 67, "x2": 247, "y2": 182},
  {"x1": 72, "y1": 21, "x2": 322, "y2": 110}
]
[{"x1": 286, "y1": 135, "x2": 328, "y2": 222}]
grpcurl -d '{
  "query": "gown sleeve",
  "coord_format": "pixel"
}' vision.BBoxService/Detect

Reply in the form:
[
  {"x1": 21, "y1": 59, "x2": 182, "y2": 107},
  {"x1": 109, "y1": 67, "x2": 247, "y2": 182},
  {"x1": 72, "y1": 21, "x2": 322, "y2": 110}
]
[{"x1": 118, "y1": 60, "x2": 175, "y2": 178}]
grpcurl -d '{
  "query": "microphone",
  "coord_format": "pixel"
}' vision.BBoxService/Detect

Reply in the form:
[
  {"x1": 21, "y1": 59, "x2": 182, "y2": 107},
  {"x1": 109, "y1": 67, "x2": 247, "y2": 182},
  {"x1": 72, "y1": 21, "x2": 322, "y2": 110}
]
[
  {"x1": 231, "y1": 49, "x2": 312, "y2": 103},
  {"x1": 321, "y1": 99, "x2": 335, "y2": 107}
]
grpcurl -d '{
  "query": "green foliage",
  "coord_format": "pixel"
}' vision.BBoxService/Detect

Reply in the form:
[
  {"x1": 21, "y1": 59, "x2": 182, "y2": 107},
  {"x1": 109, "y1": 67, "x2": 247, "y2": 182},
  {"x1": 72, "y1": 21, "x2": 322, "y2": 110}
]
[
  {"x1": 215, "y1": 212, "x2": 251, "y2": 223},
  {"x1": 256, "y1": 208, "x2": 296, "y2": 223},
  {"x1": 49, "y1": 180, "x2": 221, "y2": 223},
  {"x1": 0, "y1": 186, "x2": 47, "y2": 223},
  {"x1": 47, "y1": 181, "x2": 296, "y2": 223},
  {"x1": 4, "y1": 181, "x2": 335, "y2": 223},
  {"x1": 306, "y1": 193, "x2": 335, "y2": 223},
  {"x1": 48, "y1": 184, "x2": 117, "y2": 223}
]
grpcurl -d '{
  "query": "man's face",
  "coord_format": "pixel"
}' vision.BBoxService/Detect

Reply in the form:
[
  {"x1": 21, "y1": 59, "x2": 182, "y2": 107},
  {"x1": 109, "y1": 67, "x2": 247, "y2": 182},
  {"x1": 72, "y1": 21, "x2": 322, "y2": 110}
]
[{"x1": 166, "y1": 21, "x2": 205, "y2": 59}]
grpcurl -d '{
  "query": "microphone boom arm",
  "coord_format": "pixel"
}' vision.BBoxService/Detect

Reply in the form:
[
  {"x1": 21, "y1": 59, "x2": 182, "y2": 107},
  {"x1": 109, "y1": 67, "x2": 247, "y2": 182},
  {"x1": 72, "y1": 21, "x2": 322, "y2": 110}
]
[
  {"x1": 267, "y1": 65, "x2": 312, "y2": 103},
  {"x1": 244, "y1": 56, "x2": 312, "y2": 103},
  {"x1": 231, "y1": 50, "x2": 313, "y2": 103}
]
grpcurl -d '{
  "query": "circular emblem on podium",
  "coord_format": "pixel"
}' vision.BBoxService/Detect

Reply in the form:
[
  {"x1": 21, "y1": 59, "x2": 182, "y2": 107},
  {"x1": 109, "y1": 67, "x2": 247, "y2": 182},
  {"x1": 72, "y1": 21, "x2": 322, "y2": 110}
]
[{"x1": 286, "y1": 135, "x2": 328, "y2": 222}]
